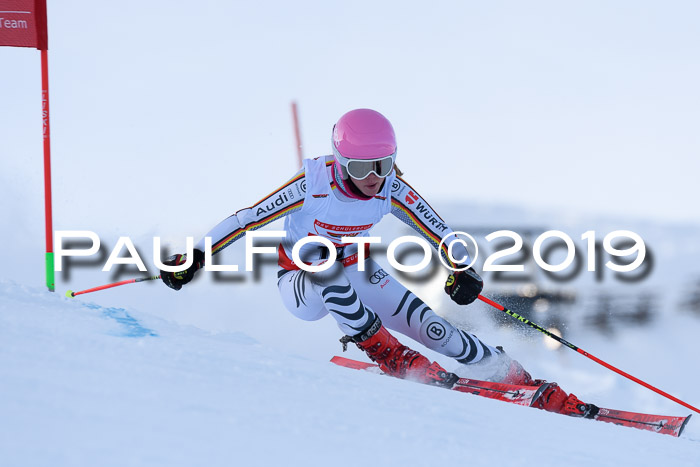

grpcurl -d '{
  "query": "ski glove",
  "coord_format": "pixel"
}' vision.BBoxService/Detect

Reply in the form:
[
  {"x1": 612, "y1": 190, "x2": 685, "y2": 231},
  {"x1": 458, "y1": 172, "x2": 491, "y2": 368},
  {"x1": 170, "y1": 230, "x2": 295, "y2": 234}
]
[
  {"x1": 445, "y1": 268, "x2": 483, "y2": 305},
  {"x1": 160, "y1": 249, "x2": 205, "y2": 291}
]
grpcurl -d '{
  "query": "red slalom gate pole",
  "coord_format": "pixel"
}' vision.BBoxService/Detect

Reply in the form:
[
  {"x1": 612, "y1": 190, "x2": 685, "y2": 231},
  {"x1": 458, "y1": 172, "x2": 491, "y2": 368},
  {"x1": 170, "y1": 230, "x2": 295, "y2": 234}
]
[
  {"x1": 291, "y1": 101, "x2": 303, "y2": 168},
  {"x1": 477, "y1": 294, "x2": 700, "y2": 415},
  {"x1": 41, "y1": 48, "x2": 55, "y2": 292},
  {"x1": 0, "y1": 2, "x2": 52, "y2": 290},
  {"x1": 66, "y1": 276, "x2": 161, "y2": 298}
]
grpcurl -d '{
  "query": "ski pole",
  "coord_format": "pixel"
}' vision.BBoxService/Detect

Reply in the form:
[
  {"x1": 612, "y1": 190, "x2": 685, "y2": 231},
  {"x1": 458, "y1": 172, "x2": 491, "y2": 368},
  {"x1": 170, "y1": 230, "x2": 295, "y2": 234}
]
[
  {"x1": 477, "y1": 294, "x2": 700, "y2": 415},
  {"x1": 66, "y1": 275, "x2": 161, "y2": 298}
]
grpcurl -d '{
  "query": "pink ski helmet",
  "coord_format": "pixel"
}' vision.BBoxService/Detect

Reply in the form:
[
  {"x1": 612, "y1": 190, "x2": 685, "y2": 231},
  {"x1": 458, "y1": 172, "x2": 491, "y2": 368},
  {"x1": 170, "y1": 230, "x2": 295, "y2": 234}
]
[{"x1": 332, "y1": 109, "x2": 397, "y2": 180}]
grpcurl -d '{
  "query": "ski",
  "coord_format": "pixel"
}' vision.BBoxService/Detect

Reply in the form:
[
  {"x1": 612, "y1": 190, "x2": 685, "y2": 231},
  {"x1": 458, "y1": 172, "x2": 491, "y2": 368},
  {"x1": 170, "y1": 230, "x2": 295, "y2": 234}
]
[
  {"x1": 331, "y1": 355, "x2": 550, "y2": 407},
  {"x1": 593, "y1": 407, "x2": 691, "y2": 437},
  {"x1": 331, "y1": 356, "x2": 692, "y2": 437}
]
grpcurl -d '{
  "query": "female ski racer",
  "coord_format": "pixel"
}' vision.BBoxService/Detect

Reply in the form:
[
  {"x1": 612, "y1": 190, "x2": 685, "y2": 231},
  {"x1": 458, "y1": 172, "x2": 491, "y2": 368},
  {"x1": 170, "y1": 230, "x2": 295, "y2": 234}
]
[{"x1": 160, "y1": 109, "x2": 597, "y2": 418}]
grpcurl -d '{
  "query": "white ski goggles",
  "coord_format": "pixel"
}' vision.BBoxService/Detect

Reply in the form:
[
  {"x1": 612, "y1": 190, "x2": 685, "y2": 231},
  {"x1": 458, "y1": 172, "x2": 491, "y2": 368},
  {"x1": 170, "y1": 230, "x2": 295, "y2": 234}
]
[{"x1": 333, "y1": 148, "x2": 397, "y2": 180}]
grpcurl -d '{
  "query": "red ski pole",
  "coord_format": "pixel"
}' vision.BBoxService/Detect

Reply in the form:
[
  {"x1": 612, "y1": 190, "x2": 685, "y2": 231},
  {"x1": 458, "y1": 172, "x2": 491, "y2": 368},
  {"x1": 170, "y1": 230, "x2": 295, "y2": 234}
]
[
  {"x1": 477, "y1": 294, "x2": 700, "y2": 415},
  {"x1": 66, "y1": 275, "x2": 161, "y2": 298}
]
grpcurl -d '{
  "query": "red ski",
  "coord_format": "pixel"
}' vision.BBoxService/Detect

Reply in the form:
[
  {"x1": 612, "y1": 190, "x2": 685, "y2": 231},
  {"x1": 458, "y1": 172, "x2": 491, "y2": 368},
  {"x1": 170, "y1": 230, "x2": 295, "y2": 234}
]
[
  {"x1": 331, "y1": 356, "x2": 692, "y2": 437},
  {"x1": 593, "y1": 407, "x2": 691, "y2": 437},
  {"x1": 331, "y1": 355, "x2": 550, "y2": 407}
]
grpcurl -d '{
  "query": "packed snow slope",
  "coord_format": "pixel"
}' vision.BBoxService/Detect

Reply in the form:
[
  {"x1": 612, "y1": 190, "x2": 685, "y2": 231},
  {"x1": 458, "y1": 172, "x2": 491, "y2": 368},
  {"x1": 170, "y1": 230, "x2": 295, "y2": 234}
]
[{"x1": 1, "y1": 280, "x2": 698, "y2": 467}]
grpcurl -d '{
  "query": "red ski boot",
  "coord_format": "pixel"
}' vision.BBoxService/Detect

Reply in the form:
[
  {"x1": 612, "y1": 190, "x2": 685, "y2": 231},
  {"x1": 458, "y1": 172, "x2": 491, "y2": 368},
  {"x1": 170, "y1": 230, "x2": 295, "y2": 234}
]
[
  {"x1": 534, "y1": 383, "x2": 599, "y2": 418},
  {"x1": 486, "y1": 349, "x2": 598, "y2": 418},
  {"x1": 342, "y1": 317, "x2": 458, "y2": 388}
]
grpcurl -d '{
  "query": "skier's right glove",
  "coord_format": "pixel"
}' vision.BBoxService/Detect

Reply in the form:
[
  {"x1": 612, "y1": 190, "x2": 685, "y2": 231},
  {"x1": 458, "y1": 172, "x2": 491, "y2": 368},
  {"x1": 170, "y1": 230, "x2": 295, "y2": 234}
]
[
  {"x1": 160, "y1": 249, "x2": 205, "y2": 291},
  {"x1": 445, "y1": 267, "x2": 483, "y2": 305}
]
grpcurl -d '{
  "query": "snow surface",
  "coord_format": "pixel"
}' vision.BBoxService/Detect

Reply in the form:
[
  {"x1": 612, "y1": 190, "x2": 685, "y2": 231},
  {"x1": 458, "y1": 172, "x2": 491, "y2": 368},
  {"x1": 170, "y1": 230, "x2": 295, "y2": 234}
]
[{"x1": 1, "y1": 269, "x2": 699, "y2": 466}]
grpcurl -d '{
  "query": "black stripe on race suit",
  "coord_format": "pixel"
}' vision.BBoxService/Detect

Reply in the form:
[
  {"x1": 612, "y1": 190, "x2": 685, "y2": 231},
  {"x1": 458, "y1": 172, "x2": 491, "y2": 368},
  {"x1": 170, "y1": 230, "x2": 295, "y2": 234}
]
[
  {"x1": 324, "y1": 291, "x2": 361, "y2": 308},
  {"x1": 329, "y1": 301, "x2": 369, "y2": 323},
  {"x1": 322, "y1": 283, "x2": 353, "y2": 298},
  {"x1": 392, "y1": 291, "x2": 412, "y2": 317},
  {"x1": 405, "y1": 297, "x2": 425, "y2": 327},
  {"x1": 455, "y1": 330, "x2": 479, "y2": 363},
  {"x1": 294, "y1": 270, "x2": 307, "y2": 307},
  {"x1": 454, "y1": 330, "x2": 496, "y2": 363},
  {"x1": 419, "y1": 306, "x2": 431, "y2": 323},
  {"x1": 322, "y1": 283, "x2": 376, "y2": 332},
  {"x1": 390, "y1": 290, "x2": 430, "y2": 327}
]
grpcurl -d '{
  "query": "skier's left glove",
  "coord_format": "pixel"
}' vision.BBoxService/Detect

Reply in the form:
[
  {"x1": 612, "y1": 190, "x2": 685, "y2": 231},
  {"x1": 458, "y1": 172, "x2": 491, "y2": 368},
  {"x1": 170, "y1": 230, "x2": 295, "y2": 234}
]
[
  {"x1": 160, "y1": 249, "x2": 205, "y2": 291},
  {"x1": 445, "y1": 268, "x2": 483, "y2": 305}
]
